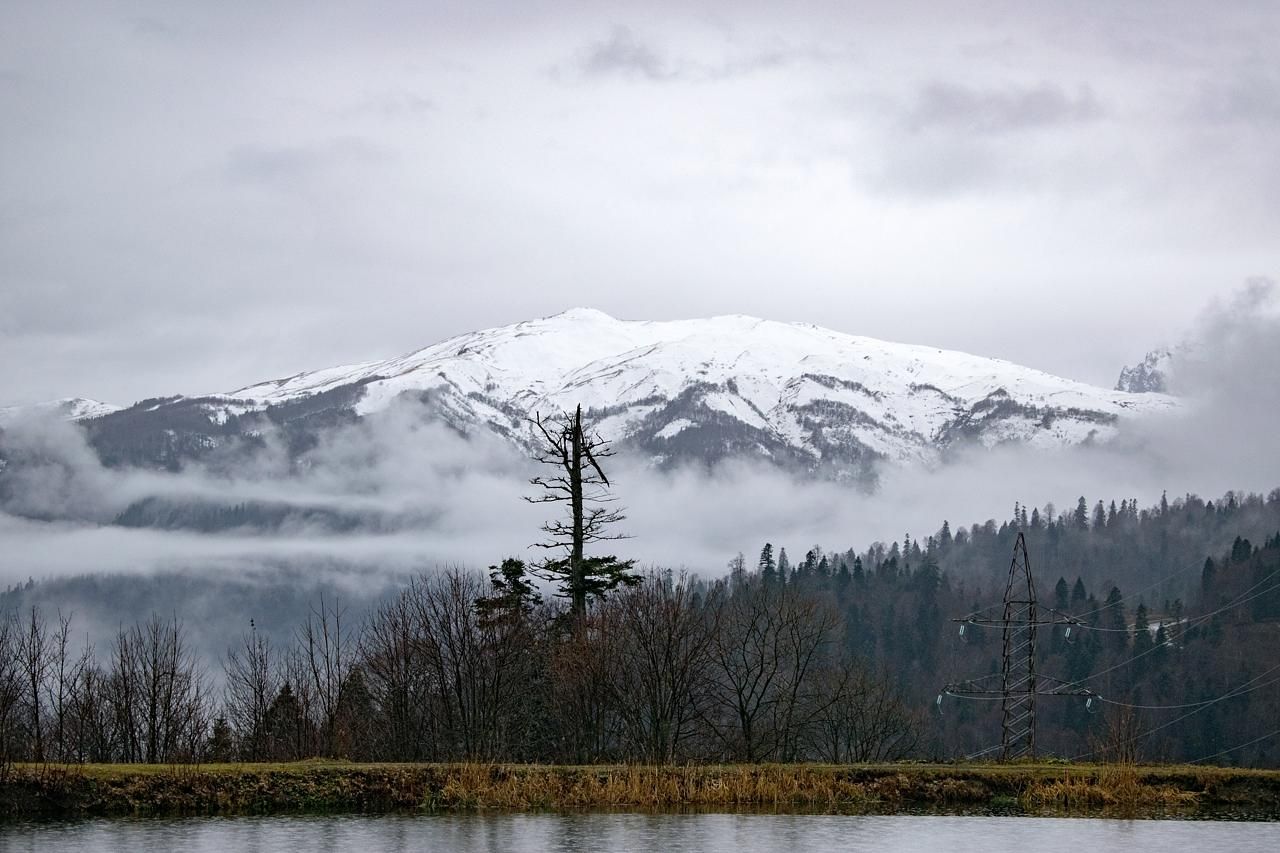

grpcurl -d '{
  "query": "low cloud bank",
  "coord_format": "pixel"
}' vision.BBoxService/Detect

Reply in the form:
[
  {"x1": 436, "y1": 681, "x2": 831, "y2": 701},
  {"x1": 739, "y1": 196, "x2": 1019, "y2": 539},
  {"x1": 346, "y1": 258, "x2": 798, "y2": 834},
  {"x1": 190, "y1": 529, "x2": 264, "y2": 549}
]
[{"x1": 1, "y1": 284, "x2": 1277, "y2": 589}]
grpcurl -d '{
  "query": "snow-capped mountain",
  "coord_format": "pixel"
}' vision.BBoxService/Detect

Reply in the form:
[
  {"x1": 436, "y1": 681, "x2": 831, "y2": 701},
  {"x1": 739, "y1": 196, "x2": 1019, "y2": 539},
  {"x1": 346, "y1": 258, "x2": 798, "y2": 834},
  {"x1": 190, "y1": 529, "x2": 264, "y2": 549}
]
[{"x1": 61, "y1": 309, "x2": 1175, "y2": 477}]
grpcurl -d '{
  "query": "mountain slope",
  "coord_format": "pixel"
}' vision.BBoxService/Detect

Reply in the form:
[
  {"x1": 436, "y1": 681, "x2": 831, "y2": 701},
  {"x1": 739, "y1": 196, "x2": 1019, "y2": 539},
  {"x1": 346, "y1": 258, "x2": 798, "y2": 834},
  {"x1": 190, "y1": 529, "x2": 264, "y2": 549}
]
[
  {"x1": 0, "y1": 398, "x2": 122, "y2": 426},
  {"x1": 65, "y1": 309, "x2": 1176, "y2": 477}
]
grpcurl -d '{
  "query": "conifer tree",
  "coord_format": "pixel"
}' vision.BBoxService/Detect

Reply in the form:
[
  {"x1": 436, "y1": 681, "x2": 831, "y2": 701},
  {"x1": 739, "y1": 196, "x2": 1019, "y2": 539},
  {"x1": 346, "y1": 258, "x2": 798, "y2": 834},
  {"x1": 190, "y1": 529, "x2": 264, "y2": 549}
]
[
  {"x1": 1132, "y1": 603, "x2": 1154, "y2": 656},
  {"x1": 1071, "y1": 577, "x2": 1087, "y2": 611},
  {"x1": 1201, "y1": 557, "x2": 1217, "y2": 596},
  {"x1": 757, "y1": 543, "x2": 775, "y2": 576},
  {"x1": 526, "y1": 404, "x2": 637, "y2": 616},
  {"x1": 1054, "y1": 577, "x2": 1070, "y2": 612}
]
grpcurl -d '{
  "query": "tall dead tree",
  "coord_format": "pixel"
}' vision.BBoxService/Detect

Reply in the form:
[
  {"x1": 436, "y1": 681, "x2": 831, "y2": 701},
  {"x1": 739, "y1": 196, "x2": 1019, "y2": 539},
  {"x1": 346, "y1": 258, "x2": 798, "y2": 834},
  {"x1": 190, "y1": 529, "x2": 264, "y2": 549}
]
[{"x1": 527, "y1": 404, "x2": 637, "y2": 617}]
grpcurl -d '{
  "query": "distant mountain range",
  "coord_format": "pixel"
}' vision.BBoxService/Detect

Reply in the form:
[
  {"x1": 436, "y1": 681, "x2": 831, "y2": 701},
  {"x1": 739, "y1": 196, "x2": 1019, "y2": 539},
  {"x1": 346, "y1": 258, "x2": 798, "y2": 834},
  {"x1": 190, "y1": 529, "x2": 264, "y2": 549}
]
[{"x1": 1, "y1": 309, "x2": 1177, "y2": 482}]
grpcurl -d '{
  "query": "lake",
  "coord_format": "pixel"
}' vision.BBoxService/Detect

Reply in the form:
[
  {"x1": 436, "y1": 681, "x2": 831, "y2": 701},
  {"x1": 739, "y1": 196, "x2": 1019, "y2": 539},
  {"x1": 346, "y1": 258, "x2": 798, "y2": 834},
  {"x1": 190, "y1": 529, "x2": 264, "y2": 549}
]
[{"x1": 3, "y1": 812, "x2": 1277, "y2": 852}]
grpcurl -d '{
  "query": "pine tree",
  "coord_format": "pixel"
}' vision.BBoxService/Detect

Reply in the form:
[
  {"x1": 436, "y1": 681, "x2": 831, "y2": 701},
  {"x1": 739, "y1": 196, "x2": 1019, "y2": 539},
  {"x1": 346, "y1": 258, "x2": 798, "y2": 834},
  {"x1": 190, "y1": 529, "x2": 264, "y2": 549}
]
[{"x1": 476, "y1": 558, "x2": 541, "y2": 624}]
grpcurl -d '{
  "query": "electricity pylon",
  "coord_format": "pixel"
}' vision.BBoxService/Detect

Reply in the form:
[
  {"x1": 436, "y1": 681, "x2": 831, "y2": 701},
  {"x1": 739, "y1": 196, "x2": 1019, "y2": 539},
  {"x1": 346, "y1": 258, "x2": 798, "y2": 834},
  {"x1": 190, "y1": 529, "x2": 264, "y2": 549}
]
[
  {"x1": 941, "y1": 531, "x2": 1092, "y2": 760},
  {"x1": 998, "y1": 532, "x2": 1037, "y2": 758}
]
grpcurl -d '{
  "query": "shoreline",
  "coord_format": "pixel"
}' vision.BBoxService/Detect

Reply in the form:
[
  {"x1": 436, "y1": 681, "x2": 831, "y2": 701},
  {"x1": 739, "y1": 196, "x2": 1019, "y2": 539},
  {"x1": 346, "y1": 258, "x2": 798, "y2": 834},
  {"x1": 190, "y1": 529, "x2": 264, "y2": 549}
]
[{"x1": 3, "y1": 761, "x2": 1279, "y2": 821}]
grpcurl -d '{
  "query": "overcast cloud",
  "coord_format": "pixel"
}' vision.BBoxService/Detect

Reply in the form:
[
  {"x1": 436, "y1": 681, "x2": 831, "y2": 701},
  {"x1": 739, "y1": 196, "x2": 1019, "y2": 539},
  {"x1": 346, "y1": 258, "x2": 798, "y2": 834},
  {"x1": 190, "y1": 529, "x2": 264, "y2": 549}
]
[{"x1": 2, "y1": 1, "x2": 1278, "y2": 407}]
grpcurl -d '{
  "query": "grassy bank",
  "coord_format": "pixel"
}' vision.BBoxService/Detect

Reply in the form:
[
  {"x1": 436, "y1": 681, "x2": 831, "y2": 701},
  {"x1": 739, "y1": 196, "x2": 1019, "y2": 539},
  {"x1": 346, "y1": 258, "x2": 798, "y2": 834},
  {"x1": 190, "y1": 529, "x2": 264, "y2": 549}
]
[{"x1": 2, "y1": 761, "x2": 1279, "y2": 820}]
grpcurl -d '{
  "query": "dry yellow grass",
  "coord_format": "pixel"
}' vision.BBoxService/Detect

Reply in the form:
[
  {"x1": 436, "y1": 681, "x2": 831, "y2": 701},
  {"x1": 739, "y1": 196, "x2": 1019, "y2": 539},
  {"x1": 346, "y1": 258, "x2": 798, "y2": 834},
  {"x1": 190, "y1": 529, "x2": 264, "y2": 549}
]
[
  {"x1": 3, "y1": 760, "x2": 1275, "y2": 819},
  {"x1": 1021, "y1": 764, "x2": 1202, "y2": 812}
]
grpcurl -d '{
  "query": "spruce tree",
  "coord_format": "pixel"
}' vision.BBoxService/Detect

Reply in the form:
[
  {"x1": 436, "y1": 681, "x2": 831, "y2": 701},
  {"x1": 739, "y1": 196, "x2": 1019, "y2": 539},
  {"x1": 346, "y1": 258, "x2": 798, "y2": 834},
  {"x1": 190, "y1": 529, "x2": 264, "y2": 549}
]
[
  {"x1": 1054, "y1": 577, "x2": 1070, "y2": 612},
  {"x1": 1201, "y1": 557, "x2": 1217, "y2": 597},
  {"x1": 757, "y1": 543, "x2": 775, "y2": 575},
  {"x1": 1074, "y1": 497, "x2": 1090, "y2": 531}
]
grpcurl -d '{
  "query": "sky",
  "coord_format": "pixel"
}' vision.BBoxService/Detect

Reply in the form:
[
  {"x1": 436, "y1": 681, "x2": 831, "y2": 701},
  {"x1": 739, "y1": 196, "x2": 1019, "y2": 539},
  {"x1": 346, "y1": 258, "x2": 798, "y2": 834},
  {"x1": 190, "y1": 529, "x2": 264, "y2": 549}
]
[{"x1": 3, "y1": 0, "x2": 1280, "y2": 406}]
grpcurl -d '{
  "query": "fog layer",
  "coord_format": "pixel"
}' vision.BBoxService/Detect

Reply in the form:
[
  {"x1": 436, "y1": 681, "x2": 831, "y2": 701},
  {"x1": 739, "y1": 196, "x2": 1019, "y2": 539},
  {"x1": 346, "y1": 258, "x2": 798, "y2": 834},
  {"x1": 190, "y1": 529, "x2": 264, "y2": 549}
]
[{"x1": 1, "y1": 284, "x2": 1277, "y2": 587}]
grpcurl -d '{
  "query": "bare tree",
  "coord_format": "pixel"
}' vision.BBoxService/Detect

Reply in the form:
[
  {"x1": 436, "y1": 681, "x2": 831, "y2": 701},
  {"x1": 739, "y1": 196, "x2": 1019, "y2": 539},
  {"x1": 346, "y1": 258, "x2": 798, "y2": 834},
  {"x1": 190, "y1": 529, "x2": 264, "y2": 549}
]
[
  {"x1": 107, "y1": 615, "x2": 210, "y2": 763},
  {"x1": 808, "y1": 661, "x2": 920, "y2": 762},
  {"x1": 223, "y1": 620, "x2": 278, "y2": 760},
  {"x1": 362, "y1": 589, "x2": 436, "y2": 759},
  {"x1": 69, "y1": 638, "x2": 110, "y2": 763},
  {"x1": 17, "y1": 607, "x2": 50, "y2": 762},
  {"x1": 0, "y1": 615, "x2": 21, "y2": 772},
  {"x1": 705, "y1": 577, "x2": 789, "y2": 761},
  {"x1": 705, "y1": 578, "x2": 838, "y2": 761},
  {"x1": 296, "y1": 593, "x2": 357, "y2": 757},
  {"x1": 46, "y1": 611, "x2": 84, "y2": 763},
  {"x1": 547, "y1": 610, "x2": 621, "y2": 762},
  {"x1": 607, "y1": 571, "x2": 718, "y2": 763},
  {"x1": 526, "y1": 404, "x2": 637, "y2": 616},
  {"x1": 772, "y1": 591, "x2": 839, "y2": 761}
]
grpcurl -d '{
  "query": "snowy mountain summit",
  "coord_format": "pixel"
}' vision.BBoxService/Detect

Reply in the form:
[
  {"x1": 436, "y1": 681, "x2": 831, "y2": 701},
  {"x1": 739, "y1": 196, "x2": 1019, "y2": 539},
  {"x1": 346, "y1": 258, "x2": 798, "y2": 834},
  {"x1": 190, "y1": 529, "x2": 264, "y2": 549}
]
[
  {"x1": 0, "y1": 397, "x2": 121, "y2": 426},
  {"x1": 69, "y1": 309, "x2": 1176, "y2": 477}
]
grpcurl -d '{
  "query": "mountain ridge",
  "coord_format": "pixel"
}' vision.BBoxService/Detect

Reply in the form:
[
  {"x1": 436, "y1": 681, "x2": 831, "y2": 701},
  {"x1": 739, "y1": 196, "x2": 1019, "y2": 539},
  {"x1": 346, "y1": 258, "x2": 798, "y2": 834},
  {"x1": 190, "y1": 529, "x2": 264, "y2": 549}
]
[{"x1": 4, "y1": 309, "x2": 1176, "y2": 479}]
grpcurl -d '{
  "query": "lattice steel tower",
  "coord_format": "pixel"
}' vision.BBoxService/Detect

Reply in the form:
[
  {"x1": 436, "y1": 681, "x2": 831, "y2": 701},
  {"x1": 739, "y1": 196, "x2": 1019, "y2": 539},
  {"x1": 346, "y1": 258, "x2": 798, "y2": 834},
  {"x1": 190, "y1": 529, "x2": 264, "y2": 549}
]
[
  {"x1": 998, "y1": 532, "x2": 1037, "y2": 759},
  {"x1": 940, "y1": 531, "x2": 1089, "y2": 760}
]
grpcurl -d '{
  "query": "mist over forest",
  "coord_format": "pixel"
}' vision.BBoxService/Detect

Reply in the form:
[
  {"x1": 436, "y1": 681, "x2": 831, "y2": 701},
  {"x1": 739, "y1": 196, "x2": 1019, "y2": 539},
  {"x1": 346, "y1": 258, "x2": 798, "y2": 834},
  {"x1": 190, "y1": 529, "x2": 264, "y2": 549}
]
[{"x1": 2, "y1": 282, "x2": 1277, "y2": 591}]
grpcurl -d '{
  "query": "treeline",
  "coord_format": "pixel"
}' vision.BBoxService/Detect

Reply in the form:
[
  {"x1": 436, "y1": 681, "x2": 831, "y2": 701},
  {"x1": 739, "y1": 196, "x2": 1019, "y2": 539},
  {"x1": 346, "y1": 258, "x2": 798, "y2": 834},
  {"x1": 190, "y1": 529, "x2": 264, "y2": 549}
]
[
  {"x1": 751, "y1": 488, "x2": 1280, "y2": 765},
  {"x1": 3, "y1": 489, "x2": 1279, "y2": 767},
  {"x1": 0, "y1": 567, "x2": 919, "y2": 766}
]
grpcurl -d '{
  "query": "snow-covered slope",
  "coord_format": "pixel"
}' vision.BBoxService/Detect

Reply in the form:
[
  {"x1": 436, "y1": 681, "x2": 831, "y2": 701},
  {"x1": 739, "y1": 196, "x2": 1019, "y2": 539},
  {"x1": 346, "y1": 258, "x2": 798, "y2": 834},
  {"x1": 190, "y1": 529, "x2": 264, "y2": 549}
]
[
  {"x1": 0, "y1": 397, "x2": 121, "y2": 426},
  {"x1": 76, "y1": 309, "x2": 1174, "y2": 476}
]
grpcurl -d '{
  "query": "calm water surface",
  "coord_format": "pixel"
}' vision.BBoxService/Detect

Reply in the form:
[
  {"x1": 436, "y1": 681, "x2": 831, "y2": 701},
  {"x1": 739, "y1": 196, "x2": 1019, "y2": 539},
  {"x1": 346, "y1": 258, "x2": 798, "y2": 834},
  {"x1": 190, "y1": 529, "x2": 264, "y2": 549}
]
[{"x1": 2, "y1": 813, "x2": 1278, "y2": 852}]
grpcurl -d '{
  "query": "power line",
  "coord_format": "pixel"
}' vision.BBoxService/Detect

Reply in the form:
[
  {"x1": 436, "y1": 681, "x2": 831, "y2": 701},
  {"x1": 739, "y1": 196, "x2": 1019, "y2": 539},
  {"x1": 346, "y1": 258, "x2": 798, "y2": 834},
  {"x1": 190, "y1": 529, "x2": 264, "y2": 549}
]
[
  {"x1": 961, "y1": 561, "x2": 1280, "y2": 636},
  {"x1": 942, "y1": 531, "x2": 1280, "y2": 761},
  {"x1": 1189, "y1": 728, "x2": 1280, "y2": 765},
  {"x1": 1052, "y1": 569, "x2": 1280, "y2": 692},
  {"x1": 1069, "y1": 662, "x2": 1280, "y2": 762}
]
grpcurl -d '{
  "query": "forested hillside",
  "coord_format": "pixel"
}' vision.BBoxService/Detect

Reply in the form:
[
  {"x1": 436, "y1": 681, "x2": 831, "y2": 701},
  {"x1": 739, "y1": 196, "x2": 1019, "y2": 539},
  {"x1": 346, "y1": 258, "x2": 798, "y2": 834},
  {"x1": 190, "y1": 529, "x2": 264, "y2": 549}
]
[
  {"x1": 762, "y1": 488, "x2": 1280, "y2": 764},
  {"x1": 2, "y1": 489, "x2": 1278, "y2": 767}
]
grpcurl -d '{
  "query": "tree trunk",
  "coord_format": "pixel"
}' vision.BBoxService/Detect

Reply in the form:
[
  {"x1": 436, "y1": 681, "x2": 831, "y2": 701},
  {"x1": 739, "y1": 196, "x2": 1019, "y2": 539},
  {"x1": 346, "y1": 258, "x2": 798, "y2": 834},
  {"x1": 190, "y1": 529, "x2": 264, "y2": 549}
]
[{"x1": 571, "y1": 405, "x2": 586, "y2": 616}]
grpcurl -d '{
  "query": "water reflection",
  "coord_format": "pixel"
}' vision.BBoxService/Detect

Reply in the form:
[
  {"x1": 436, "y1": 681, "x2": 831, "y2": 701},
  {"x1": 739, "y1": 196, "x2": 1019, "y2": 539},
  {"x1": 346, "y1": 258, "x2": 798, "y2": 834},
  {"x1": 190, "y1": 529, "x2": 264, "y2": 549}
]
[{"x1": 3, "y1": 813, "x2": 1278, "y2": 853}]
